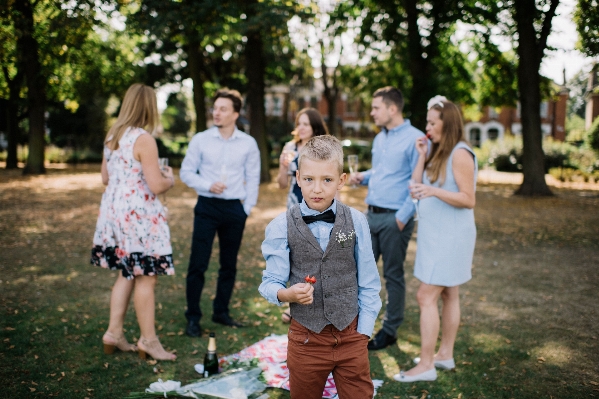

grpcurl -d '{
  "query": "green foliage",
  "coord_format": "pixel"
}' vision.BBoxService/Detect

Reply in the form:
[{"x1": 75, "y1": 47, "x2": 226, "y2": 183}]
[
  {"x1": 565, "y1": 114, "x2": 586, "y2": 143},
  {"x1": 475, "y1": 136, "x2": 524, "y2": 172},
  {"x1": 587, "y1": 116, "x2": 599, "y2": 152},
  {"x1": 351, "y1": 0, "x2": 501, "y2": 127},
  {"x1": 548, "y1": 167, "x2": 599, "y2": 183},
  {"x1": 475, "y1": 136, "x2": 595, "y2": 174},
  {"x1": 566, "y1": 69, "x2": 588, "y2": 119},
  {"x1": 47, "y1": 98, "x2": 108, "y2": 150},
  {"x1": 341, "y1": 139, "x2": 372, "y2": 172},
  {"x1": 574, "y1": 0, "x2": 599, "y2": 57},
  {"x1": 474, "y1": 37, "x2": 518, "y2": 107},
  {"x1": 161, "y1": 93, "x2": 191, "y2": 136}
]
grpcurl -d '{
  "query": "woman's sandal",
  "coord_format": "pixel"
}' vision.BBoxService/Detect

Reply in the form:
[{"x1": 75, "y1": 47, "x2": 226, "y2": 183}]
[
  {"x1": 102, "y1": 332, "x2": 137, "y2": 354},
  {"x1": 137, "y1": 337, "x2": 177, "y2": 361},
  {"x1": 281, "y1": 309, "x2": 292, "y2": 324}
]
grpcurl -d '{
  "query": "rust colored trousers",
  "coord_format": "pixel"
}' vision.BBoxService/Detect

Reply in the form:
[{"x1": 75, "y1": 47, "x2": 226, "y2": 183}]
[{"x1": 287, "y1": 317, "x2": 374, "y2": 399}]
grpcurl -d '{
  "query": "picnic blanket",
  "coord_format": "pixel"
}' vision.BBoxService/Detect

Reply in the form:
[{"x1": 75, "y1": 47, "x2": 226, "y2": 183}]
[{"x1": 220, "y1": 334, "x2": 383, "y2": 398}]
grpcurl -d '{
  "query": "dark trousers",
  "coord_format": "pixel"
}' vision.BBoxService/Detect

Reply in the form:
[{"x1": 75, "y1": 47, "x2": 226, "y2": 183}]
[
  {"x1": 185, "y1": 196, "x2": 247, "y2": 322},
  {"x1": 367, "y1": 212, "x2": 415, "y2": 338},
  {"x1": 287, "y1": 317, "x2": 373, "y2": 399}
]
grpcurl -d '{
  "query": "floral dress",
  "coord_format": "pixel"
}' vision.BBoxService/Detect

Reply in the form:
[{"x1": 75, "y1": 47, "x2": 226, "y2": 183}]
[{"x1": 90, "y1": 127, "x2": 175, "y2": 279}]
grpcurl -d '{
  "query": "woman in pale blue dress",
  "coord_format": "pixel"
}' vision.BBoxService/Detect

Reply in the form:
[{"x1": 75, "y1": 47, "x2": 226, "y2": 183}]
[{"x1": 394, "y1": 99, "x2": 477, "y2": 383}]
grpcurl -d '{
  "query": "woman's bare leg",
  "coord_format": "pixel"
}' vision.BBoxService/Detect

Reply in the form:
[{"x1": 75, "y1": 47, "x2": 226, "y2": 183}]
[
  {"x1": 403, "y1": 283, "x2": 444, "y2": 376},
  {"x1": 437, "y1": 286, "x2": 460, "y2": 361},
  {"x1": 106, "y1": 274, "x2": 134, "y2": 337},
  {"x1": 134, "y1": 275, "x2": 176, "y2": 360}
]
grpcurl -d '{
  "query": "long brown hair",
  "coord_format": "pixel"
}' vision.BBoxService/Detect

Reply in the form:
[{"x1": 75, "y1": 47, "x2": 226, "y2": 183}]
[
  {"x1": 425, "y1": 101, "x2": 468, "y2": 185},
  {"x1": 292, "y1": 108, "x2": 329, "y2": 143},
  {"x1": 105, "y1": 84, "x2": 159, "y2": 150}
]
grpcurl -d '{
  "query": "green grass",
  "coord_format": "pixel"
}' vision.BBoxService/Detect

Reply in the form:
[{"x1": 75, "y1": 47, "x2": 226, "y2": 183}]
[{"x1": 0, "y1": 166, "x2": 598, "y2": 398}]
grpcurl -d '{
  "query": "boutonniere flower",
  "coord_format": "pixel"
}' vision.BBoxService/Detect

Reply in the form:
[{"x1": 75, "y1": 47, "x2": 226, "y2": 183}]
[
  {"x1": 335, "y1": 230, "x2": 356, "y2": 248},
  {"x1": 304, "y1": 275, "x2": 317, "y2": 285}
]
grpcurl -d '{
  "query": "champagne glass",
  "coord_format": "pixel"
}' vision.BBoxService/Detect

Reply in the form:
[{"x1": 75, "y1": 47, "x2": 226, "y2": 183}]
[
  {"x1": 347, "y1": 155, "x2": 359, "y2": 188},
  {"x1": 409, "y1": 179, "x2": 420, "y2": 221},
  {"x1": 158, "y1": 158, "x2": 169, "y2": 216},
  {"x1": 282, "y1": 149, "x2": 297, "y2": 167}
]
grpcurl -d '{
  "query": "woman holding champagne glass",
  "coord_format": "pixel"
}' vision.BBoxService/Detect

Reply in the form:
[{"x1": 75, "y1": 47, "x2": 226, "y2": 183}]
[
  {"x1": 91, "y1": 83, "x2": 177, "y2": 361},
  {"x1": 394, "y1": 98, "x2": 477, "y2": 382},
  {"x1": 276, "y1": 107, "x2": 328, "y2": 324},
  {"x1": 277, "y1": 108, "x2": 329, "y2": 209}
]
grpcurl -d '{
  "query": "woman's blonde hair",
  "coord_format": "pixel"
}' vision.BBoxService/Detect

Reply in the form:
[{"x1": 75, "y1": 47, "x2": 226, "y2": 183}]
[
  {"x1": 425, "y1": 101, "x2": 468, "y2": 185},
  {"x1": 105, "y1": 84, "x2": 159, "y2": 150}
]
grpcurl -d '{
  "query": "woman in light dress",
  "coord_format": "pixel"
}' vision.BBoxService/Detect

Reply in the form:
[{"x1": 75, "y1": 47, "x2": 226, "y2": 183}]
[
  {"x1": 276, "y1": 107, "x2": 328, "y2": 323},
  {"x1": 91, "y1": 84, "x2": 177, "y2": 361},
  {"x1": 395, "y1": 98, "x2": 477, "y2": 382}
]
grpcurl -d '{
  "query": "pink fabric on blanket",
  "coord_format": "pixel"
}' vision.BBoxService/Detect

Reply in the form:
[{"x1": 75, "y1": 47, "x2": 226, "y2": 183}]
[{"x1": 221, "y1": 334, "x2": 338, "y2": 398}]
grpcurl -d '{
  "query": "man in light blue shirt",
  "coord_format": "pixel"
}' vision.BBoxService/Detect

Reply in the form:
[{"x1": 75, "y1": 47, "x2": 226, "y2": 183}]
[
  {"x1": 349, "y1": 86, "x2": 425, "y2": 350},
  {"x1": 180, "y1": 88, "x2": 260, "y2": 336}
]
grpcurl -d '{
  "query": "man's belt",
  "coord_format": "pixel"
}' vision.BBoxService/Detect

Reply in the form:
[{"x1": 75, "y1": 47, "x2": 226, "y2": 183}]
[{"x1": 368, "y1": 205, "x2": 397, "y2": 214}]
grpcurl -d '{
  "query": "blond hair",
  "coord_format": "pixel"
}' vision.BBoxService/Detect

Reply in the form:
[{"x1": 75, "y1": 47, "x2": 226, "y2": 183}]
[
  {"x1": 105, "y1": 84, "x2": 159, "y2": 150},
  {"x1": 298, "y1": 135, "x2": 344, "y2": 174},
  {"x1": 425, "y1": 101, "x2": 468, "y2": 184}
]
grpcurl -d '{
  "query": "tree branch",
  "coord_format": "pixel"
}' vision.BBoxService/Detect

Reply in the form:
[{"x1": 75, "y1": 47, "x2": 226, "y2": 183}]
[
  {"x1": 320, "y1": 39, "x2": 330, "y2": 97},
  {"x1": 538, "y1": 0, "x2": 560, "y2": 57}
]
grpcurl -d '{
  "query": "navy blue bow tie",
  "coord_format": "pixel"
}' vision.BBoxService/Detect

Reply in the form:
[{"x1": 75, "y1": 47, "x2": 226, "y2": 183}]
[{"x1": 302, "y1": 209, "x2": 336, "y2": 224}]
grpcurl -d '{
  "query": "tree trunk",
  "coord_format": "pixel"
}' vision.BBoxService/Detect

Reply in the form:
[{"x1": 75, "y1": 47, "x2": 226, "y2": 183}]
[
  {"x1": 187, "y1": 39, "x2": 207, "y2": 132},
  {"x1": 403, "y1": 0, "x2": 432, "y2": 130},
  {"x1": 320, "y1": 41, "x2": 338, "y2": 136},
  {"x1": 323, "y1": 85, "x2": 338, "y2": 137},
  {"x1": 3, "y1": 68, "x2": 23, "y2": 169},
  {"x1": 14, "y1": 0, "x2": 46, "y2": 175},
  {"x1": 513, "y1": 0, "x2": 555, "y2": 196},
  {"x1": 244, "y1": 29, "x2": 270, "y2": 183}
]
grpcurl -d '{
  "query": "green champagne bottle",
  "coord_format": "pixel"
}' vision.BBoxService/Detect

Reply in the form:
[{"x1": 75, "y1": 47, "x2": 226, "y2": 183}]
[{"x1": 203, "y1": 332, "x2": 218, "y2": 377}]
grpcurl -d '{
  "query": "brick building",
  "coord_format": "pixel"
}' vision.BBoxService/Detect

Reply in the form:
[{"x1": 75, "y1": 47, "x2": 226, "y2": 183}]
[
  {"x1": 585, "y1": 65, "x2": 599, "y2": 130},
  {"x1": 464, "y1": 81, "x2": 569, "y2": 147}
]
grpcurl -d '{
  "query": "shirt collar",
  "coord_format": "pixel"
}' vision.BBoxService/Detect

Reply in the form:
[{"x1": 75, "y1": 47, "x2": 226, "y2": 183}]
[
  {"x1": 209, "y1": 125, "x2": 242, "y2": 140},
  {"x1": 384, "y1": 119, "x2": 412, "y2": 135},
  {"x1": 300, "y1": 199, "x2": 337, "y2": 216}
]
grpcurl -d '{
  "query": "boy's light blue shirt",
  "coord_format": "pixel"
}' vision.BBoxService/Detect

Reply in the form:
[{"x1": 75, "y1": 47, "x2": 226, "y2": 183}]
[
  {"x1": 360, "y1": 120, "x2": 425, "y2": 224},
  {"x1": 259, "y1": 200, "x2": 382, "y2": 337}
]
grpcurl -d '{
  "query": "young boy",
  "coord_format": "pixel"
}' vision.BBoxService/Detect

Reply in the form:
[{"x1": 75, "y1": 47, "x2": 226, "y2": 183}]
[{"x1": 259, "y1": 135, "x2": 382, "y2": 399}]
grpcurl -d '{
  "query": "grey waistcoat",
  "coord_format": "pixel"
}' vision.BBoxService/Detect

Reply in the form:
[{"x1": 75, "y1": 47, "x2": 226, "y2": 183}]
[{"x1": 287, "y1": 202, "x2": 359, "y2": 333}]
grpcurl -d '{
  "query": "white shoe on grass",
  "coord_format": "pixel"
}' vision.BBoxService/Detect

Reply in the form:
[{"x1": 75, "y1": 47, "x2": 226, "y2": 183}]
[{"x1": 413, "y1": 357, "x2": 456, "y2": 370}]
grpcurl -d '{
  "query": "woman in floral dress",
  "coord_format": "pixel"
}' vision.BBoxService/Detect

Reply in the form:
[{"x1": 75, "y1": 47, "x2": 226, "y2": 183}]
[{"x1": 91, "y1": 84, "x2": 177, "y2": 361}]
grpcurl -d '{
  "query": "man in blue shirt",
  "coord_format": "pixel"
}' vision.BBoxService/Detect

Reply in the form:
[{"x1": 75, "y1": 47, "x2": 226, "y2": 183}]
[
  {"x1": 349, "y1": 86, "x2": 425, "y2": 350},
  {"x1": 180, "y1": 89, "x2": 261, "y2": 336}
]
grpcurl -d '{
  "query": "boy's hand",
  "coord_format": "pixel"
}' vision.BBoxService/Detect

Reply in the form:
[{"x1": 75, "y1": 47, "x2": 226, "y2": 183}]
[{"x1": 277, "y1": 283, "x2": 314, "y2": 305}]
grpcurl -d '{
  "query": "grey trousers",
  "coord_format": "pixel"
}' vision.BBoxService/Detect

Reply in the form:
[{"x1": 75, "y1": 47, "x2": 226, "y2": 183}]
[{"x1": 367, "y1": 211, "x2": 415, "y2": 338}]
